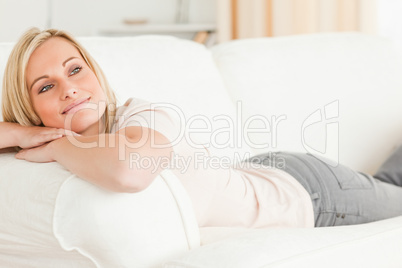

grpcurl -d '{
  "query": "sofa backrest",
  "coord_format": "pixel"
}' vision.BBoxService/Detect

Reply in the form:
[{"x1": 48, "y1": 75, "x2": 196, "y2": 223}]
[{"x1": 212, "y1": 33, "x2": 402, "y2": 174}]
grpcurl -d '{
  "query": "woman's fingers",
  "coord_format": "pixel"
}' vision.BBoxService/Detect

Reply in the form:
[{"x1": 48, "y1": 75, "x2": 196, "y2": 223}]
[
  {"x1": 61, "y1": 129, "x2": 80, "y2": 136},
  {"x1": 32, "y1": 133, "x2": 63, "y2": 146},
  {"x1": 15, "y1": 149, "x2": 24, "y2": 158},
  {"x1": 15, "y1": 144, "x2": 54, "y2": 163},
  {"x1": 31, "y1": 128, "x2": 78, "y2": 137},
  {"x1": 20, "y1": 127, "x2": 80, "y2": 149}
]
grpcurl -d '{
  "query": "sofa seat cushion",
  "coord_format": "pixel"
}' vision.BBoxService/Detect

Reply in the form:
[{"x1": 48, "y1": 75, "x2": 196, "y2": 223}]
[{"x1": 164, "y1": 216, "x2": 402, "y2": 268}]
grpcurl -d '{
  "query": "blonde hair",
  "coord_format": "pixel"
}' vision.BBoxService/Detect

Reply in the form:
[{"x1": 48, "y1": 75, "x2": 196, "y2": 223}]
[{"x1": 1, "y1": 27, "x2": 116, "y2": 133}]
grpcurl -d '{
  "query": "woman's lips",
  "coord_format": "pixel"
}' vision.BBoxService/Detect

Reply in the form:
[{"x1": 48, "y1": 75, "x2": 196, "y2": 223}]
[{"x1": 62, "y1": 97, "x2": 91, "y2": 114}]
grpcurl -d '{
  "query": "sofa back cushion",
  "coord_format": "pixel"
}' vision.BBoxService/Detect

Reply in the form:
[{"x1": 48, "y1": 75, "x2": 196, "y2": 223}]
[{"x1": 212, "y1": 33, "x2": 402, "y2": 173}]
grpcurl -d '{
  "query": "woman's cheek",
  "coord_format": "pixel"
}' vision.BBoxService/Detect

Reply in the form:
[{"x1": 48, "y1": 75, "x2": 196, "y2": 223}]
[{"x1": 36, "y1": 104, "x2": 61, "y2": 127}]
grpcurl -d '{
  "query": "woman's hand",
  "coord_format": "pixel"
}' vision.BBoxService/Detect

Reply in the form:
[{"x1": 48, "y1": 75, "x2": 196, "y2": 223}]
[
  {"x1": 16, "y1": 126, "x2": 77, "y2": 149},
  {"x1": 15, "y1": 128, "x2": 79, "y2": 162},
  {"x1": 15, "y1": 141, "x2": 55, "y2": 163}
]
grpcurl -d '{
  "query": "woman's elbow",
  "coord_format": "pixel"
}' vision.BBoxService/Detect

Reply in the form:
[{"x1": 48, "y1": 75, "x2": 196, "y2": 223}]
[
  {"x1": 111, "y1": 163, "x2": 156, "y2": 193},
  {"x1": 109, "y1": 144, "x2": 173, "y2": 193}
]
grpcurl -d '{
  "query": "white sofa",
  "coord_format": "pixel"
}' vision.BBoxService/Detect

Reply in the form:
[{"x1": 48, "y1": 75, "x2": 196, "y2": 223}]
[{"x1": 1, "y1": 32, "x2": 402, "y2": 267}]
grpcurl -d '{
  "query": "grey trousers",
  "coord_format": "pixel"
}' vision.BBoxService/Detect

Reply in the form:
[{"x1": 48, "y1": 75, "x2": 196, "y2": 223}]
[{"x1": 247, "y1": 148, "x2": 402, "y2": 227}]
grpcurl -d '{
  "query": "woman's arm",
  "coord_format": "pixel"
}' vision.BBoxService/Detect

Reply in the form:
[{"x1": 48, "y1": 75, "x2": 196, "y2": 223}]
[
  {"x1": 0, "y1": 122, "x2": 68, "y2": 149},
  {"x1": 16, "y1": 126, "x2": 173, "y2": 193},
  {"x1": 0, "y1": 122, "x2": 24, "y2": 149}
]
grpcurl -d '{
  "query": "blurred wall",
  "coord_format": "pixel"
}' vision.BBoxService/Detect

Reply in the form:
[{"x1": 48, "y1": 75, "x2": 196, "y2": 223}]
[
  {"x1": 0, "y1": 0, "x2": 216, "y2": 42},
  {"x1": 217, "y1": 0, "x2": 377, "y2": 42},
  {"x1": 1, "y1": 0, "x2": 402, "y2": 51},
  {"x1": 216, "y1": 0, "x2": 402, "y2": 54},
  {"x1": 378, "y1": 0, "x2": 402, "y2": 53},
  {"x1": 0, "y1": 0, "x2": 48, "y2": 42}
]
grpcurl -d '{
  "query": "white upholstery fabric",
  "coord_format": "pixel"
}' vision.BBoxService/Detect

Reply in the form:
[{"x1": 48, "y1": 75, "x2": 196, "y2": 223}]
[
  {"x1": 54, "y1": 167, "x2": 199, "y2": 267},
  {"x1": 0, "y1": 152, "x2": 199, "y2": 267},
  {"x1": 212, "y1": 32, "x2": 402, "y2": 174},
  {"x1": 164, "y1": 216, "x2": 402, "y2": 268},
  {"x1": 0, "y1": 153, "x2": 96, "y2": 268}
]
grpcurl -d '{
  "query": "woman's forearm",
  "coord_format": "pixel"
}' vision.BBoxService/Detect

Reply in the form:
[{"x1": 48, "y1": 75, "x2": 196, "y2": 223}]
[
  {"x1": 0, "y1": 122, "x2": 21, "y2": 149},
  {"x1": 50, "y1": 131, "x2": 173, "y2": 193},
  {"x1": 0, "y1": 122, "x2": 70, "y2": 150}
]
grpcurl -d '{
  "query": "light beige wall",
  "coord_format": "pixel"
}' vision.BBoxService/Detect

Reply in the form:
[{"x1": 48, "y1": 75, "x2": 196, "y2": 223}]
[
  {"x1": 217, "y1": 0, "x2": 377, "y2": 41},
  {"x1": 236, "y1": 0, "x2": 267, "y2": 38},
  {"x1": 216, "y1": 0, "x2": 233, "y2": 43},
  {"x1": 272, "y1": 0, "x2": 293, "y2": 36},
  {"x1": 293, "y1": 0, "x2": 319, "y2": 35},
  {"x1": 337, "y1": 0, "x2": 359, "y2": 31},
  {"x1": 319, "y1": 0, "x2": 337, "y2": 32},
  {"x1": 360, "y1": 0, "x2": 377, "y2": 34}
]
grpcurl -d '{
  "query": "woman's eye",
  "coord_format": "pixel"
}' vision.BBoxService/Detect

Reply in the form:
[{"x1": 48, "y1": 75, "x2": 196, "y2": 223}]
[
  {"x1": 39, "y1": 84, "x2": 54, "y2": 94},
  {"x1": 70, "y1": 66, "x2": 82, "y2": 76}
]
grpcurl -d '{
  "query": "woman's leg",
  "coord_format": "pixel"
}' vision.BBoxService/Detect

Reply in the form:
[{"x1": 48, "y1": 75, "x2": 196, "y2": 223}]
[
  {"x1": 374, "y1": 145, "x2": 402, "y2": 187},
  {"x1": 248, "y1": 152, "x2": 402, "y2": 227}
]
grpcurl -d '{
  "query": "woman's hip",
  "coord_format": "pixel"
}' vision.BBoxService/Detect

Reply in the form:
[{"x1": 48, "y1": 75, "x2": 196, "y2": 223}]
[{"x1": 247, "y1": 151, "x2": 402, "y2": 227}]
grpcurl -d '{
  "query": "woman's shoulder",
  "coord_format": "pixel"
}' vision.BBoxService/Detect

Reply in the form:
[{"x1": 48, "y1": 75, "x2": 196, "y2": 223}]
[
  {"x1": 112, "y1": 97, "x2": 179, "y2": 136},
  {"x1": 114, "y1": 97, "x2": 154, "y2": 118},
  {"x1": 116, "y1": 97, "x2": 179, "y2": 118},
  {"x1": 119, "y1": 97, "x2": 150, "y2": 110}
]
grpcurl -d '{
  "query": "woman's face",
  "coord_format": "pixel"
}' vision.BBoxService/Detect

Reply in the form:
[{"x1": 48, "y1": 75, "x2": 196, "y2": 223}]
[{"x1": 26, "y1": 37, "x2": 106, "y2": 135}]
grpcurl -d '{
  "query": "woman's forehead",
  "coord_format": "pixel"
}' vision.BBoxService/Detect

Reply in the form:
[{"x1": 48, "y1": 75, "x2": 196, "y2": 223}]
[
  {"x1": 29, "y1": 37, "x2": 81, "y2": 64},
  {"x1": 26, "y1": 37, "x2": 83, "y2": 85}
]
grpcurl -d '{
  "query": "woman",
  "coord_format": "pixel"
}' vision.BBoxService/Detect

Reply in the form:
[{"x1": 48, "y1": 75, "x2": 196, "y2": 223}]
[
  {"x1": 1, "y1": 28, "x2": 402, "y2": 229},
  {"x1": 1, "y1": 28, "x2": 172, "y2": 193}
]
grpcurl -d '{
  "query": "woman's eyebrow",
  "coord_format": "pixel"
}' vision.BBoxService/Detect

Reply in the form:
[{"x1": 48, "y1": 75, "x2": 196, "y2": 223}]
[
  {"x1": 30, "y1": 75, "x2": 48, "y2": 91},
  {"x1": 62, "y1": 56, "x2": 78, "y2": 67},
  {"x1": 29, "y1": 56, "x2": 79, "y2": 91}
]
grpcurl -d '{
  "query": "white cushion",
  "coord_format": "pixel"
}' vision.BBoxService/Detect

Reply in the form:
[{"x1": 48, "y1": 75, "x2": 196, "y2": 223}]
[
  {"x1": 211, "y1": 32, "x2": 402, "y2": 174},
  {"x1": 164, "y1": 216, "x2": 402, "y2": 268},
  {"x1": 0, "y1": 152, "x2": 199, "y2": 267}
]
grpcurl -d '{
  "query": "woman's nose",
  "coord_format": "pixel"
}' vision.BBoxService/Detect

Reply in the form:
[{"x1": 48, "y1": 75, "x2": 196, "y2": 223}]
[{"x1": 61, "y1": 87, "x2": 78, "y2": 100}]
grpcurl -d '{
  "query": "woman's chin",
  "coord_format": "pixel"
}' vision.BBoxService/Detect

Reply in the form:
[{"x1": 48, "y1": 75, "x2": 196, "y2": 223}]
[
  {"x1": 72, "y1": 121, "x2": 102, "y2": 136},
  {"x1": 64, "y1": 111, "x2": 104, "y2": 135}
]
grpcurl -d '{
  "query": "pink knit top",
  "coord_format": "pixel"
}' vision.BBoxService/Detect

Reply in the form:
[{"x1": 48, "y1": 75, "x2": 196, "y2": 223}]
[{"x1": 112, "y1": 98, "x2": 315, "y2": 228}]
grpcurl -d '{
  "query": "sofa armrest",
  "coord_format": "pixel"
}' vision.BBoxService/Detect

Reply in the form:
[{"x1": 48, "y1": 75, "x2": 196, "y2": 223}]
[{"x1": 0, "y1": 152, "x2": 199, "y2": 267}]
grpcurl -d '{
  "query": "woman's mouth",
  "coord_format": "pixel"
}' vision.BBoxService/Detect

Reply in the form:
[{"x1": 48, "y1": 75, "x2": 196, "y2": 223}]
[{"x1": 62, "y1": 97, "x2": 91, "y2": 114}]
